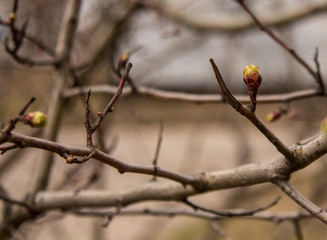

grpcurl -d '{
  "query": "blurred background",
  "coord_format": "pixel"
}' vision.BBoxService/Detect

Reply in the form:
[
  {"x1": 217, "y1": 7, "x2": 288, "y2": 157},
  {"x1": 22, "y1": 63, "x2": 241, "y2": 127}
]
[{"x1": 1, "y1": 0, "x2": 327, "y2": 239}]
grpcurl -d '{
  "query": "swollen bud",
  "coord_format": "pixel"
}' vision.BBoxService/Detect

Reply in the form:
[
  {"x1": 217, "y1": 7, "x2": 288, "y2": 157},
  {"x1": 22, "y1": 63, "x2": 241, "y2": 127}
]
[
  {"x1": 243, "y1": 65, "x2": 262, "y2": 112},
  {"x1": 266, "y1": 111, "x2": 282, "y2": 122},
  {"x1": 117, "y1": 53, "x2": 129, "y2": 74},
  {"x1": 22, "y1": 111, "x2": 47, "y2": 128}
]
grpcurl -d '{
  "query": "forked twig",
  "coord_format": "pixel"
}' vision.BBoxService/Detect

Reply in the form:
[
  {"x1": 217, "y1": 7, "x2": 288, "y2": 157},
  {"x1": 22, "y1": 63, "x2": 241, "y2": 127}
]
[
  {"x1": 91, "y1": 63, "x2": 133, "y2": 133},
  {"x1": 272, "y1": 179, "x2": 327, "y2": 224}
]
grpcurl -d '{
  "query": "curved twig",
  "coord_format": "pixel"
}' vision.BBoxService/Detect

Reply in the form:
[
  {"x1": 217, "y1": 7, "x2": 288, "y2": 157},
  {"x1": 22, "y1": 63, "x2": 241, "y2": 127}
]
[{"x1": 272, "y1": 180, "x2": 327, "y2": 224}]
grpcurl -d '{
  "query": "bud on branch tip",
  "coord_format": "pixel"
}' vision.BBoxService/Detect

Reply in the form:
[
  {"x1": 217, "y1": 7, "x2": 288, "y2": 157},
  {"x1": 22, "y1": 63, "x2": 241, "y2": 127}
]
[{"x1": 243, "y1": 64, "x2": 262, "y2": 112}]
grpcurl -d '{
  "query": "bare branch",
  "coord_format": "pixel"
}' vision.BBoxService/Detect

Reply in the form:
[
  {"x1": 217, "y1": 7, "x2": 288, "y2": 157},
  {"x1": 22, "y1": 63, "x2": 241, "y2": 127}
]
[
  {"x1": 84, "y1": 89, "x2": 94, "y2": 147},
  {"x1": 0, "y1": 97, "x2": 35, "y2": 140},
  {"x1": 293, "y1": 220, "x2": 304, "y2": 240},
  {"x1": 0, "y1": 194, "x2": 32, "y2": 212},
  {"x1": 314, "y1": 48, "x2": 326, "y2": 93},
  {"x1": 183, "y1": 196, "x2": 281, "y2": 217},
  {"x1": 3, "y1": 132, "x2": 323, "y2": 210},
  {"x1": 91, "y1": 63, "x2": 133, "y2": 133},
  {"x1": 273, "y1": 180, "x2": 327, "y2": 224},
  {"x1": 70, "y1": 207, "x2": 323, "y2": 222},
  {"x1": 0, "y1": 17, "x2": 55, "y2": 56},
  {"x1": 152, "y1": 1, "x2": 327, "y2": 32},
  {"x1": 7, "y1": 132, "x2": 198, "y2": 186},
  {"x1": 32, "y1": 0, "x2": 82, "y2": 193},
  {"x1": 236, "y1": 0, "x2": 324, "y2": 90},
  {"x1": 152, "y1": 120, "x2": 164, "y2": 181},
  {"x1": 63, "y1": 84, "x2": 326, "y2": 105}
]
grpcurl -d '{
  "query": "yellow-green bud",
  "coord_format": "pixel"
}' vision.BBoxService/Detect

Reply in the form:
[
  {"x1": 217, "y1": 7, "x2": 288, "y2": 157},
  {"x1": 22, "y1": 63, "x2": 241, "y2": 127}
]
[
  {"x1": 266, "y1": 111, "x2": 282, "y2": 122},
  {"x1": 243, "y1": 64, "x2": 262, "y2": 91},
  {"x1": 66, "y1": 155, "x2": 74, "y2": 164},
  {"x1": 23, "y1": 111, "x2": 47, "y2": 128}
]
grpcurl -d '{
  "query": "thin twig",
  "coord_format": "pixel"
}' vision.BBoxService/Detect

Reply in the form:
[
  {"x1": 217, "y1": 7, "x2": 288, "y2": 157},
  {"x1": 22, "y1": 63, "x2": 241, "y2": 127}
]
[
  {"x1": 102, "y1": 204, "x2": 121, "y2": 227},
  {"x1": 84, "y1": 89, "x2": 94, "y2": 147},
  {"x1": 211, "y1": 221, "x2": 231, "y2": 240},
  {"x1": 152, "y1": 120, "x2": 164, "y2": 181},
  {"x1": 210, "y1": 58, "x2": 294, "y2": 162},
  {"x1": 91, "y1": 63, "x2": 133, "y2": 133},
  {"x1": 0, "y1": 17, "x2": 55, "y2": 56},
  {"x1": 0, "y1": 97, "x2": 35, "y2": 139},
  {"x1": 272, "y1": 179, "x2": 327, "y2": 224},
  {"x1": 314, "y1": 48, "x2": 325, "y2": 93},
  {"x1": 4, "y1": 40, "x2": 56, "y2": 66},
  {"x1": 236, "y1": 0, "x2": 323, "y2": 89},
  {"x1": 70, "y1": 207, "x2": 323, "y2": 222},
  {"x1": 0, "y1": 192, "x2": 32, "y2": 212},
  {"x1": 0, "y1": 144, "x2": 19, "y2": 154},
  {"x1": 293, "y1": 219, "x2": 304, "y2": 240},
  {"x1": 183, "y1": 196, "x2": 281, "y2": 217}
]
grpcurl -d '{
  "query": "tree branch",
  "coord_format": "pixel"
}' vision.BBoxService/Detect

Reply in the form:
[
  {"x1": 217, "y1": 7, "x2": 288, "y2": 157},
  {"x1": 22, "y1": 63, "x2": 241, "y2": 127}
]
[
  {"x1": 272, "y1": 180, "x2": 327, "y2": 224},
  {"x1": 32, "y1": 0, "x2": 82, "y2": 192},
  {"x1": 1, "y1": 131, "x2": 323, "y2": 209},
  {"x1": 183, "y1": 196, "x2": 281, "y2": 217},
  {"x1": 91, "y1": 63, "x2": 132, "y2": 133},
  {"x1": 63, "y1": 84, "x2": 326, "y2": 104},
  {"x1": 152, "y1": 1, "x2": 327, "y2": 32}
]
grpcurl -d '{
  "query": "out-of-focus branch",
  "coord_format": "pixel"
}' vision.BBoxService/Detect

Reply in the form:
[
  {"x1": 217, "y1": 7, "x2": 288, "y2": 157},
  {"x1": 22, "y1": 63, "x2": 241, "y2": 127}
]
[
  {"x1": 70, "y1": 207, "x2": 320, "y2": 222},
  {"x1": 152, "y1": 120, "x2": 163, "y2": 181},
  {"x1": 0, "y1": 18, "x2": 55, "y2": 56},
  {"x1": 32, "y1": 0, "x2": 82, "y2": 193},
  {"x1": 293, "y1": 220, "x2": 304, "y2": 240},
  {"x1": 62, "y1": 84, "x2": 326, "y2": 104},
  {"x1": 0, "y1": 97, "x2": 35, "y2": 141},
  {"x1": 183, "y1": 196, "x2": 281, "y2": 217},
  {"x1": 3, "y1": 0, "x2": 56, "y2": 66},
  {"x1": 78, "y1": 2, "x2": 139, "y2": 81},
  {"x1": 151, "y1": 0, "x2": 327, "y2": 32},
  {"x1": 236, "y1": 0, "x2": 325, "y2": 93},
  {"x1": 273, "y1": 180, "x2": 327, "y2": 224}
]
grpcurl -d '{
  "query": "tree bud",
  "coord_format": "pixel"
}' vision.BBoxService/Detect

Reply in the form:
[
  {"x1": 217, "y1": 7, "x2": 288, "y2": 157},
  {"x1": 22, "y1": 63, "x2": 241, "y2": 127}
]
[
  {"x1": 243, "y1": 64, "x2": 262, "y2": 91},
  {"x1": 243, "y1": 65, "x2": 262, "y2": 112},
  {"x1": 22, "y1": 111, "x2": 47, "y2": 128},
  {"x1": 266, "y1": 112, "x2": 282, "y2": 122}
]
